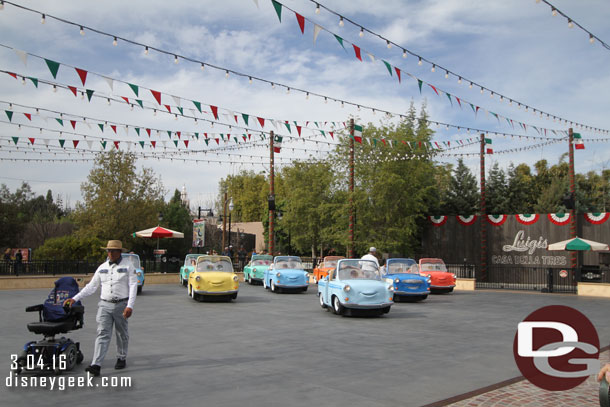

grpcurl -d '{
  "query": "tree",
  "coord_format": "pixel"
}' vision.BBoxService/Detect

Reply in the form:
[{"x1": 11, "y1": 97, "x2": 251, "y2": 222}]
[
  {"x1": 158, "y1": 189, "x2": 195, "y2": 256},
  {"x1": 35, "y1": 235, "x2": 106, "y2": 261},
  {"x1": 486, "y1": 162, "x2": 509, "y2": 214},
  {"x1": 443, "y1": 158, "x2": 479, "y2": 215},
  {"x1": 506, "y1": 163, "x2": 536, "y2": 213},
  {"x1": 73, "y1": 150, "x2": 165, "y2": 250}
]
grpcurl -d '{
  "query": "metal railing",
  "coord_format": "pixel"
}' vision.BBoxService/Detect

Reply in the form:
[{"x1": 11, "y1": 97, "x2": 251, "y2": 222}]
[
  {"x1": 476, "y1": 266, "x2": 578, "y2": 293},
  {"x1": 0, "y1": 260, "x2": 180, "y2": 276}
]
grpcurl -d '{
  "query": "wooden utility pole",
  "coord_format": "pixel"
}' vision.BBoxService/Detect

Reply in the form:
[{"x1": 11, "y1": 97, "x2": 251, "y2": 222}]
[
  {"x1": 568, "y1": 128, "x2": 578, "y2": 270},
  {"x1": 269, "y1": 131, "x2": 275, "y2": 256},
  {"x1": 479, "y1": 134, "x2": 487, "y2": 281},
  {"x1": 348, "y1": 119, "x2": 355, "y2": 258}
]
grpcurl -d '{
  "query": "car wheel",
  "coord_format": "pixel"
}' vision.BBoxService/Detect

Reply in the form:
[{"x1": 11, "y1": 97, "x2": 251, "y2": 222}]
[
  {"x1": 270, "y1": 279, "x2": 276, "y2": 293},
  {"x1": 319, "y1": 293, "x2": 327, "y2": 309},
  {"x1": 393, "y1": 294, "x2": 401, "y2": 303},
  {"x1": 382, "y1": 306, "x2": 391, "y2": 314},
  {"x1": 263, "y1": 278, "x2": 268, "y2": 289},
  {"x1": 419, "y1": 294, "x2": 428, "y2": 301},
  {"x1": 232, "y1": 293, "x2": 238, "y2": 300},
  {"x1": 137, "y1": 285, "x2": 142, "y2": 294},
  {"x1": 302, "y1": 286, "x2": 308, "y2": 293},
  {"x1": 332, "y1": 296, "x2": 344, "y2": 315},
  {"x1": 248, "y1": 274, "x2": 252, "y2": 284}
]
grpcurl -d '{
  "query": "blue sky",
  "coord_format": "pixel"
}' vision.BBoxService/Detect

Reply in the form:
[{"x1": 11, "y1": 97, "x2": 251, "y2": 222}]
[{"x1": 1, "y1": 0, "x2": 609, "y2": 210}]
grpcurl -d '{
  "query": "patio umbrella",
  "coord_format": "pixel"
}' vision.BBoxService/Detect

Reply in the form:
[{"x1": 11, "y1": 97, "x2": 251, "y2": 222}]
[
  {"x1": 134, "y1": 226, "x2": 184, "y2": 238},
  {"x1": 547, "y1": 237, "x2": 609, "y2": 251}
]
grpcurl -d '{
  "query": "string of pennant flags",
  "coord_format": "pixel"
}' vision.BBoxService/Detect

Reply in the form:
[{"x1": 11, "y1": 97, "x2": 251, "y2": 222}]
[
  {"x1": 0, "y1": 2, "x2": 605, "y2": 139},
  {"x1": 263, "y1": 0, "x2": 610, "y2": 135}
]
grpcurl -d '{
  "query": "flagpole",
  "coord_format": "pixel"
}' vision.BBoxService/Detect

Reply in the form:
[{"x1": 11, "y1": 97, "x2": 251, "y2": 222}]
[
  {"x1": 568, "y1": 128, "x2": 578, "y2": 271},
  {"x1": 269, "y1": 130, "x2": 275, "y2": 256},
  {"x1": 479, "y1": 133, "x2": 487, "y2": 282},
  {"x1": 348, "y1": 118, "x2": 355, "y2": 258}
]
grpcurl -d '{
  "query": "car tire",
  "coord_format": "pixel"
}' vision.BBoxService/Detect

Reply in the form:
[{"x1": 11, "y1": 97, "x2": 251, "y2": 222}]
[
  {"x1": 319, "y1": 293, "x2": 327, "y2": 309},
  {"x1": 332, "y1": 296, "x2": 344, "y2": 315},
  {"x1": 270, "y1": 279, "x2": 276, "y2": 293},
  {"x1": 393, "y1": 294, "x2": 401, "y2": 303},
  {"x1": 263, "y1": 278, "x2": 268, "y2": 289},
  {"x1": 248, "y1": 274, "x2": 252, "y2": 285},
  {"x1": 137, "y1": 285, "x2": 142, "y2": 295},
  {"x1": 419, "y1": 294, "x2": 428, "y2": 301},
  {"x1": 302, "y1": 286, "x2": 308, "y2": 293},
  {"x1": 231, "y1": 293, "x2": 238, "y2": 300},
  {"x1": 382, "y1": 306, "x2": 391, "y2": 314},
  {"x1": 76, "y1": 350, "x2": 84, "y2": 365}
]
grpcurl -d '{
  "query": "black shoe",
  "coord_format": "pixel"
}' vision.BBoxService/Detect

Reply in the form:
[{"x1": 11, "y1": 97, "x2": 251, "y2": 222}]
[
  {"x1": 114, "y1": 358, "x2": 126, "y2": 370},
  {"x1": 85, "y1": 364, "x2": 101, "y2": 377}
]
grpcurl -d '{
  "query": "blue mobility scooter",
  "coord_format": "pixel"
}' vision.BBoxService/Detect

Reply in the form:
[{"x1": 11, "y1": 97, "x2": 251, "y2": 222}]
[{"x1": 14, "y1": 277, "x2": 85, "y2": 374}]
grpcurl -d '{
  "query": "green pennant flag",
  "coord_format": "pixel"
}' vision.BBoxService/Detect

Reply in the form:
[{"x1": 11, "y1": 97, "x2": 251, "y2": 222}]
[
  {"x1": 320, "y1": 130, "x2": 326, "y2": 137},
  {"x1": 173, "y1": 140, "x2": 178, "y2": 147},
  {"x1": 139, "y1": 141, "x2": 145, "y2": 148},
  {"x1": 177, "y1": 107, "x2": 183, "y2": 115},
  {"x1": 27, "y1": 77, "x2": 38, "y2": 88},
  {"x1": 220, "y1": 134, "x2": 225, "y2": 141},
  {"x1": 98, "y1": 124, "x2": 104, "y2": 132},
  {"x1": 382, "y1": 60, "x2": 393, "y2": 76},
  {"x1": 86, "y1": 89, "x2": 94, "y2": 102},
  {"x1": 242, "y1": 113, "x2": 249, "y2": 126},
  {"x1": 100, "y1": 141, "x2": 107, "y2": 149},
  {"x1": 5, "y1": 111, "x2": 13, "y2": 122},
  {"x1": 573, "y1": 132, "x2": 582, "y2": 139},
  {"x1": 446, "y1": 93, "x2": 453, "y2": 106},
  {"x1": 234, "y1": 137, "x2": 238, "y2": 143},
  {"x1": 334, "y1": 35, "x2": 346, "y2": 51},
  {"x1": 194, "y1": 133, "x2": 199, "y2": 140},
  {"x1": 56, "y1": 118, "x2": 64, "y2": 126},
  {"x1": 271, "y1": 0, "x2": 282, "y2": 22},
  {"x1": 135, "y1": 99, "x2": 143, "y2": 108},
  {"x1": 373, "y1": 139, "x2": 377, "y2": 147},
  {"x1": 417, "y1": 79, "x2": 423, "y2": 94},
  {"x1": 135, "y1": 127, "x2": 140, "y2": 136},
  {"x1": 485, "y1": 138, "x2": 492, "y2": 144},
  {"x1": 314, "y1": 122, "x2": 319, "y2": 128},
  {"x1": 284, "y1": 122, "x2": 291, "y2": 133},
  {"x1": 128, "y1": 83, "x2": 139, "y2": 97},
  {"x1": 11, "y1": 137, "x2": 18, "y2": 145},
  {"x1": 192, "y1": 101, "x2": 202, "y2": 113},
  {"x1": 45, "y1": 59, "x2": 60, "y2": 79},
  {"x1": 59, "y1": 139, "x2": 65, "y2": 148},
  {"x1": 167, "y1": 131, "x2": 172, "y2": 138},
  {"x1": 204, "y1": 139, "x2": 209, "y2": 146}
]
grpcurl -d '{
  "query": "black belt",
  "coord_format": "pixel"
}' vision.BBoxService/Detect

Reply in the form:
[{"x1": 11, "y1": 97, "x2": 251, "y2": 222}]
[{"x1": 102, "y1": 297, "x2": 128, "y2": 303}]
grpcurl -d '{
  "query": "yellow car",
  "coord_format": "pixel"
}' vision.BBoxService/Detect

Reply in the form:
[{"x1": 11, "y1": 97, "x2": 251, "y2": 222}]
[{"x1": 188, "y1": 255, "x2": 239, "y2": 301}]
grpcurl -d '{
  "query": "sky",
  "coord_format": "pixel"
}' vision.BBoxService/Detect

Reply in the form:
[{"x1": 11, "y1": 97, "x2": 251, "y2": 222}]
[{"x1": 1, "y1": 0, "x2": 609, "y2": 211}]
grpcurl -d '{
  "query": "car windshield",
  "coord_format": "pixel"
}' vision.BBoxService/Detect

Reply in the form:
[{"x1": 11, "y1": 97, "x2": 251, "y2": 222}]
[
  {"x1": 337, "y1": 259, "x2": 380, "y2": 280},
  {"x1": 185, "y1": 254, "x2": 199, "y2": 266},
  {"x1": 275, "y1": 257, "x2": 303, "y2": 270},
  {"x1": 323, "y1": 260, "x2": 338, "y2": 268},
  {"x1": 196, "y1": 258, "x2": 233, "y2": 272},
  {"x1": 252, "y1": 259, "x2": 271, "y2": 266},
  {"x1": 387, "y1": 260, "x2": 417, "y2": 274},
  {"x1": 121, "y1": 254, "x2": 140, "y2": 269},
  {"x1": 420, "y1": 261, "x2": 448, "y2": 272}
]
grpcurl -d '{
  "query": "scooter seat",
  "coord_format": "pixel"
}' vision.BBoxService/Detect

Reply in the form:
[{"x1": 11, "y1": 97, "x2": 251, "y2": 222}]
[{"x1": 27, "y1": 319, "x2": 77, "y2": 335}]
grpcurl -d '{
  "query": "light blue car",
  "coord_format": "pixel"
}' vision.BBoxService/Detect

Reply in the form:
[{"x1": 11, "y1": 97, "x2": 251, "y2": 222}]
[
  {"x1": 243, "y1": 254, "x2": 273, "y2": 285},
  {"x1": 180, "y1": 254, "x2": 200, "y2": 286},
  {"x1": 263, "y1": 256, "x2": 309, "y2": 293},
  {"x1": 381, "y1": 258, "x2": 430, "y2": 302},
  {"x1": 318, "y1": 258, "x2": 393, "y2": 316},
  {"x1": 121, "y1": 253, "x2": 145, "y2": 294}
]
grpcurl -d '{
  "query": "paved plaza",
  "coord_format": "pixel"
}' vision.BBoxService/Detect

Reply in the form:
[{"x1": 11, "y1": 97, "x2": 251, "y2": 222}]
[{"x1": 1, "y1": 283, "x2": 609, "y2": 406}]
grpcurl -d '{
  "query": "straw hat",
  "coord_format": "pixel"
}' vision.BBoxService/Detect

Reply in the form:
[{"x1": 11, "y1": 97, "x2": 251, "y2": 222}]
[{"x1": 101, "y1": 240, "x2": 128, "y2": 252}]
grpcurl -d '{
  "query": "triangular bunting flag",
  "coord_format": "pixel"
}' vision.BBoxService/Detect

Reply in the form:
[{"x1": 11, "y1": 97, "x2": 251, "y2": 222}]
[
  {"x1": 86, "y1": 89, "x2": 94, "y2": 102},
  {"x1": 68, "y1": 86, "x2": 77, "y2": 96},
  {"x1": 394, "y1": 67, "x2": 401, "y2": 83},
  {"x1": 100, "y1": 141, "x2": 107, "y2": 149},
  {"x1": 192, "y1": 100, "x2": 202, "y2": 113},
  {"x1": 27, "y1": 77, "x2": 38, "y2": 88},
  {"x1": 334, "y1": 35, "x2": 346, "y2": 51},
  {"x1": 28, "y1": 137, "x2": 35, "y2": 145},
  {"x1": 382, "y1": 60, "x2": 393, "y2": 76},
  {"x1": 45, "y1": 59, "x2": 60, "y2": 79},
  {"x1": 271, "y1": 0, "x2": 282, "y2": 22},
  {"x1": 5, "y1": 111, "x2": 13, "y2": 122},
  {"x1": 242, "y1": 113, "x2": 249, "y2": 125},
  {"x1": 295, "y1": 13, "x2": 305, "y2": 34},
  {"x1": 113, "y1": 141, "x2": 120, "y2": 149},
  {"x1": 75, "y1": 68, "x2": 88, "y2": 85},
  {"x1": 24, "y1": 113, "x2": 31, "y2": 121},
  {"x1": 72, "y1": 140, "x2": 79, "y2": 148},
  {"x1": 257, "y1": 117, "x2": 265, "y2": 128},
  {"x1": 98, "y1": 124, "x2": 104, "y2": 132},
  {"x1": 353, "y1": 45, "x2": 362, "y2": 61},
  {"x1": 139, "y1": 141, "x2": 145, "y2": 148},
  {"x1": 56, "y1": 118, "x2": 64, "y2": 126},
  {"x1": 184, "y1": 140, "x2": 189, "y2": 148},
  {"x1": 111, "y1": 125, "x2": 117, "y2": 134},
  {"x1": 210, "y1": 105, "x2": 219, "y2": 120},
  {"x1": 59, "y1": 139, "x2": 65, "y2": 148},
  {"x1": 164, "y1": 104, "x2": 171, "y2": 113},
  {"x1": 150, "y1": 90, "x2": 162, "y2": 105},
  {"x1": 313, "y1": 25, "x2": 322, "y2": 44},
  {"x1": 151, "y1": 141, "x2": 156, "y2": 148},
  {"x1": 70, "y1": 120, "x2": 76, "y2": 130},
  {"x1": 12, "y1": 137, "x2": 19, "y2": 145},
  {"x1": 128, "y1": 83, "x2": 139, "y2": 97}
]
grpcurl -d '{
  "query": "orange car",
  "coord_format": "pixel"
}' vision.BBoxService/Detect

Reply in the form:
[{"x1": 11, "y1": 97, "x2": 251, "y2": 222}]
[
  {"x1": 418, "y1": 258, "x2": 456, "y2": 293},
  {"x1": 312, "y1": 256, "x2": 344, "y2": 284}
]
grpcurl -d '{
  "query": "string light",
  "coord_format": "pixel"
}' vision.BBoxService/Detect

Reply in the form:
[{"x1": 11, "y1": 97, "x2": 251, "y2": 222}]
[
  {"x1": 79, "y1": 26, "x2": 85, "y2": 36},
  {"x1": 418, "y1": 57, "x2": 422, "y2": 66},
  {"x1": 286, "y1": 87, "x2": 290, "y2": 94},
  {"x1": 386, "y1": 40, "x2": 391, "y2": 49},
  {"x1": 339, "y1": 17, "x2": 344, "y2": 27},
  {"x1": 402, "y1": 49, "x2": 407, "y2": 58},
  {"x1": 445, "y1": 70, "x2": 449, "y2": 79},
  {"x1": 52, "y1": 85, "x2": 57, "y2": 92},
  {"x1": 359, "y1": 28, "x2": 364, "y2": 37},
  {"x1": 271, "y1": 82, "x2": 275, "y2": 89},
  {"x1": 567, "y1": 19, "x2": 574, "y2": 29},
  {"x1": 315, "y1": 3, "x2": 320, "y2": 14},
  {"x1": 174, "y1": 55, "x2": 179, "y2": 64},
  {"x1": 41, "y1": 13, "x2": 45, "y2": 24},
  {"x1": 144, "y1": 46, "x2": 149, "y2": 55},
  {"x1": 225, "y1": 70, "x2": 229, "y2": 78},
  {"x1": 431, "y1": 64, "x2": 435, "y2": 72},
  {"x1": 469, "y1": 82, "x2": 473, "y2": 89},
  {"x1": 248, "y1": 76, "x2": 252, "y2": 84},
  {"x1": 551, "y1": 8, "x2": 557, "y2": 17},
  {"x1": 112, "y1": 36, "x2": 118, "y2": 46},
  {"x1": 0, "y1": 1, "x2": 4, "y2": 11},
  {"x1": 200, "y1": 63, "x2": 205, "y2": 71},
  {"x1": 590, "y1": 34, "x2": 595, "y2": 44}
]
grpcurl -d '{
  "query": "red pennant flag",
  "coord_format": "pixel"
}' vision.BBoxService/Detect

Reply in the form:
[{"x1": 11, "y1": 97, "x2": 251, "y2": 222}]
[
  {"x1": 242, "y1": 135, "x2": 247, "y2": 141},
  {"x1": 295, "y1": 13, "x2": 305, "y2": 34},
  {"x1": 204, "y1": 133, "x2": 208, "y2": 139},
  {"x1": 486, "y1": 148, "x2": 493, "y2": 154},
  {"x1": 175, "y1": 131, "x2": 180, "y2": 139},
  {"x1": 394, "y1": 67, "x2": 401, "y2": 83},
  {"x1": 146, "y1": 128, "x2": 151, "y2": 137},
  {"x1": 296, "y1": 126, "x2": 302, "y2": 136},
  {"x1": 28, "y1": 137, "x2": 35, "y2": 145},
  {"x1": 381, "y1": 139, "x2": 386, "y2": 146},
  {"x1": 150, "y1": 90, "x2": 162, "y2": 105},
  {"x1": 122, "y1": 96, "x2": 130, "y2": 104},
  {"x1": 248, "y1": 134, "x2": 251, "y2": 140},
  {"x1": 234, "y1": 115, "x2": 238, "y2": 123},
  {"x1": 75, "y1": 68, "x2": 88, "y2": 86},
  {"x1": 113, "y1": 141, "x2": 120, "y2": 149},
  {"x1": 70, "y1": 120, "x2": 77, "y2": 130},
  {"x1": 72, "y1": 140, "x2": 79, "y2": 148},
  {"x1": 68, "y1": 86, "x2": 78, "y2": 97},
  {"x1": 215, "y1": 138, "x2": 220, "y2": 145},
  {"x1": 418, "y1": 141, "x2": 422, "y2": 148},
  {"x1": 455, "y1": 97, "x2": 462, "y2": 108},
  {"x1": 428, "y1": 84, "x2": 439, "y2": 95},
  {"x1": 353, "y1": 45, "x2": 362, "y2": 61},
  {"x1": 24, "y1": 113, "x2": 32, "y2": 121},
  {"x1": 183, "y1": 140, "x2": 189, "y2": 148},
  {"x1": 257, "y1": 117, "x2": 265, "y2": 128},
  {"x1": 164, "y1": 105, "x2": 171, "y2": 113},
  {"x1": 111, "y1": 125, "x2": 117, "y2": 134},
  {"x1": 151, "y1": 141, "x2": 156, "y2": 148},
  {"x1": 7, "y1": 72, "x2": 17, "y2": 79},
  {"x1": 329, "y1": 132, "x2": 334, "y2": 139},
  {"x1": 210, "y1": 105, "x2": 219, "y2": 120}
]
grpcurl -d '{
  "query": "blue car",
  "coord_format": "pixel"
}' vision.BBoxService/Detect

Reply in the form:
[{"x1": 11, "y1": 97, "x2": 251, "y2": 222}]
[
  {"x1": 263, "y1": 256, "x2": 309, "y2": 293},
  {"x1": 122, "y1": 253, "x2": 145, "y2": 294},
  {"x1": 318, "y1": 258, "x2": 393, "y2": 316},
  {"x1": 381, "y1": 258, "x2": 430, "y2": 302}
]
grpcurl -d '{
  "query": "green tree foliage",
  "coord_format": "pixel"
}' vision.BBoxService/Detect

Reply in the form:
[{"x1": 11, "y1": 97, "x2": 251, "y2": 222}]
[
  {"x1": 486, "y1": 162, "x2": 509, "y2": 214},
  {"x1": 157, "y1": 189, "x2": 195, "y2": 255},
  {"x1": 218, "y1": 171, "x2": 269, "y2": 223},
  {"x1": 73, "y1": 150, "x2": 165, "y2": 251},
  {"x1": 442, "y1": 158, "x2": 479, "y2": 215},
  {"x1": 34, "y1": 235, "x2": 106, "y2": 261},
  {"x1": 506, "y1": 163, "x2": 536, "y2": 213}
]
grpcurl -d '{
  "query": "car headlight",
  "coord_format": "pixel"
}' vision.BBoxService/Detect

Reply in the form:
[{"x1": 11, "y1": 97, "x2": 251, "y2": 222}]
[
  {"x1": 388, "y1": 285, "x2": 394, "y2": 291},
  {"x1": 427, "y1": 274, "x2": 432, "y2": 278},
  {"x1": 195, "y1": 276, "x2": 201, "y2": 282},
  {"x1": 394, "y1": 278, "x2": 400, "y2": 284},
  {"x1": 427, "y1": 278, "x2": 431, "y2": 284},
  {"x1": 233, "y1": 275, "x2": 238, "y2": 282},
  {"x1": 276, "y1": 272, "x2": 281, "y2": 278},
  {"x1": 343, "y1": 285, "x2": 351, "y2": 292},
  {"x1": 385, "y1": 278, "x2": 393, "y2": 284},
  {"x1": 452, "y1": 274, "x2": 456, "y2": 279}
]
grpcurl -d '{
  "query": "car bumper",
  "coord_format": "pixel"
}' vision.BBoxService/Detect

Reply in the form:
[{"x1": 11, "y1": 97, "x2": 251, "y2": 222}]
[
  {"x1": 394, "y1": 290, "x2": 428, "y2": 296},
  {"x1": 430, "y1": 284, "x2": 455, "y2": 289},
  {"x1": 275, "y1": 283, "x2": 308, "y2": 288},
  {"x1": 344, "y1": 302, "x2": 393, "y2": 309},
  {"x1": 193, "y1": 289, "x2": 238, "y2": 295}
]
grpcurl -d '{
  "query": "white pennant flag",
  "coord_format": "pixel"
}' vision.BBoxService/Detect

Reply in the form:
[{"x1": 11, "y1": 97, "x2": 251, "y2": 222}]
[
  {"x1": 103, "y1": 77, "x2": 114, "y2": 92},
  {"x1": 252, "y1": 0, "x2": 259, "y2": 8},
  {"x1": 86, "y1": 140, "x2": 93, "y2": 149},
  {"x1": 124, "y1": 126, "x2": 129, "y2": 135},
  {"x1": 161, "y1": 141, "x2": 167, "y2": 148},
  {"x1": 14, "y1": 49, "x2": 27, "y2": 66},
  {"x1": 313, "y1": 25, "x2": 323, "y2": 45},
  {"x1": 172, "y1": 95, "x2": 181, "y2": 107},
  {"x1": 43, "y1": 139, "x2": 50, "y2": 146},
  {"x1": 366, "y1": 53, "x2": 375, "y2": 62}
]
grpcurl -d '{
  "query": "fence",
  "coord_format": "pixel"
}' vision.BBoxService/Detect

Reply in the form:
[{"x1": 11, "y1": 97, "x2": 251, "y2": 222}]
[
  {"x1": 0, "y1": 259, "x2": 181, "y2": 276},
  {"x1": 475, "y1": 266, "x2": 578, "y2": 293}
]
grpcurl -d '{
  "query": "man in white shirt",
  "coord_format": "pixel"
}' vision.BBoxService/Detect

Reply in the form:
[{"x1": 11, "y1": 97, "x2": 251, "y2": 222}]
[
  {"x1": 361, "y1": 247, "x2": 380, "y2": 272},
  {"x1": 64, "y1": 240, "x2": 138, "y2": 377}
]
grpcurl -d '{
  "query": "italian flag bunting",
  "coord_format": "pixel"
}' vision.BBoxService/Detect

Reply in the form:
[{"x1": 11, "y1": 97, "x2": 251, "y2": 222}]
[
  {"x1": 353, "y1": 124, "x2": 363, "y2": 144},
  {"x1": 573, "y1": 132, "x2": 585, "y2": 150},
  {"x1": 485, "y1": 137, "x2": 493, "y2": 154},
  {"x1": 273, "y1": 134, "x2": 283, "y2": 153}
]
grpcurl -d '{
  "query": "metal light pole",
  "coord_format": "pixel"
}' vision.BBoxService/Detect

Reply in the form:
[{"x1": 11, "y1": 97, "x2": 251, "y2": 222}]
[{"x1": 228, "y1": 199, "x2": 234, "y2": 249}]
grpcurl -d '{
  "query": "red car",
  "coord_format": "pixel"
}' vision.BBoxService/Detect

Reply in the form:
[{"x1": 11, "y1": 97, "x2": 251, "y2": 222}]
[{"x1": 418, "y1": 258, "x2": 456, "y2": 293}]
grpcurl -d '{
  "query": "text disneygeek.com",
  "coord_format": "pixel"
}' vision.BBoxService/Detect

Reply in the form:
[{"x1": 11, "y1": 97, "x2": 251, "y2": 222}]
[{"x1": 5, "y1": 373, "x2": 132, "y2": 391}]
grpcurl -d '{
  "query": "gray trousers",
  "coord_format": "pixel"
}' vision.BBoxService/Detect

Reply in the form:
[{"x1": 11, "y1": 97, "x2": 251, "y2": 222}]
[{"x1": 91, "y1": 300, "x2": 129, "y2": 366}]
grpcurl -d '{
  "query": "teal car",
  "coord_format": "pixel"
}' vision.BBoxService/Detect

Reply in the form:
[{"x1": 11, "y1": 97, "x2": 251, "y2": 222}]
[
  {"x1": 180, "y1": 254, "x2": 200, "y2": 286},
  {"x1": 121, "y1": 253, "x2": 145, "y2": 294},
  {"x1": 243, "y1": 254, "x2": 273, "y2": 285}
]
